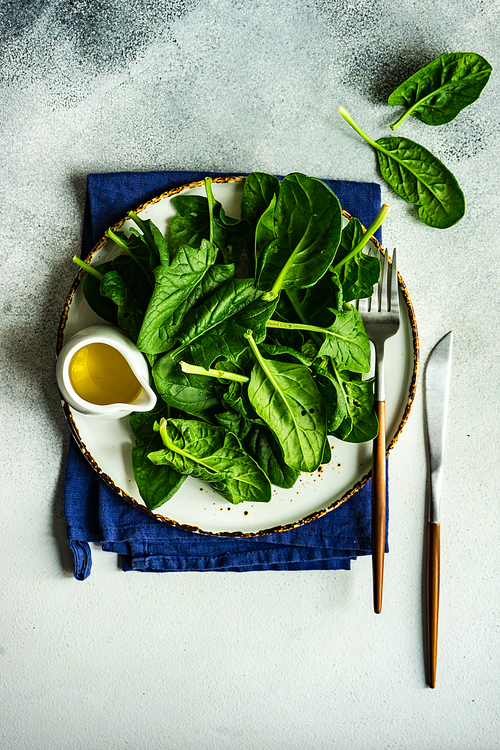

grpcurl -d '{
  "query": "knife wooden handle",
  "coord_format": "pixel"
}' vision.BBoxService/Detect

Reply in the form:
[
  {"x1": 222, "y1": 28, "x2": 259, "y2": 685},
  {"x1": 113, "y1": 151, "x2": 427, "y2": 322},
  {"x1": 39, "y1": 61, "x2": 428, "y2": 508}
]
[
  {"x1": 427, "y1": 521, "x2": 440, "y2": 688},
  {"x1": 372, "y1": 400, "x2": 386, "y2": 614}
]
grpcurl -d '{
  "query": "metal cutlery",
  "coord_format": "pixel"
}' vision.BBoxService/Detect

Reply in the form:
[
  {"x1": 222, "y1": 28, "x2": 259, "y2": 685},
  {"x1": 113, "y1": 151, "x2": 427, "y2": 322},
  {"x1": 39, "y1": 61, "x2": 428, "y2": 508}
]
[
  {"x1": 424, "y1": 331, "x2": 453, "y2": 688},
  {"x1": 358, "y1": 248, "x2": 400, "y2": 613}
]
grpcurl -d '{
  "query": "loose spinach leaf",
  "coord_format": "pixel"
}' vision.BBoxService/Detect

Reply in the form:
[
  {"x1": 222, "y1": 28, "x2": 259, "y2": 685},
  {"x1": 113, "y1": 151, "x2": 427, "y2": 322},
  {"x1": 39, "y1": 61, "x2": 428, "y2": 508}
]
[
  {"x1": 245, "y1": 332, "x2": 327, "y2": 472},
  {"x1": 137, "y1": 239, "x2": 218, "y2": 354},
  {"x1": 152, "y1": 353, "x2": 220, "y2": 417},
  {"x1": 130, "y1": 405, "x2": 186, "y2": 510},
  {"x1": 149, "y1": 418, "x2": 272, "y2": 504},
  {"x1": 388, "y1": 52, "x2": 493, "y2": 130},
  {"x1": 338, "y1": 108, "x2": 465, "y2": 228},
  {"x1": 332, "y1": 218, "x2": 380, "y2": 302},
  {"x1": 260, "y1": 173, "x2": 343, "y2": 298}
]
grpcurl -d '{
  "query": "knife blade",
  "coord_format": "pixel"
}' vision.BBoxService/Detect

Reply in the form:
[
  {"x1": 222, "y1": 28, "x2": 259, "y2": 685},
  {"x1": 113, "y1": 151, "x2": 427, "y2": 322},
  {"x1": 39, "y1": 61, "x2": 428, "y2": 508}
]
[{"x1": 424, "y1": 330, "x2": 453, "y2": 688}]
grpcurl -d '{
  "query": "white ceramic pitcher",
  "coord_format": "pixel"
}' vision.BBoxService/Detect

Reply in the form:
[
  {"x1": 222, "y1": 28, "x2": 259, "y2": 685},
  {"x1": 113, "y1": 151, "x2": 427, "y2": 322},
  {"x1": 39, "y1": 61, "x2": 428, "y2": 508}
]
[{"x1": 56, "y1": 325, "x2": 157, "y2": 419}]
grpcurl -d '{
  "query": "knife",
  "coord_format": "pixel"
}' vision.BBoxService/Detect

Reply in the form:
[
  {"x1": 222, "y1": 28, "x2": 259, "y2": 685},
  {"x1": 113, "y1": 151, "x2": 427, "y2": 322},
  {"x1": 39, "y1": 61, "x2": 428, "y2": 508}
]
[{"x1": 425, "y1": 331, "x2": 453, "y2": 688}]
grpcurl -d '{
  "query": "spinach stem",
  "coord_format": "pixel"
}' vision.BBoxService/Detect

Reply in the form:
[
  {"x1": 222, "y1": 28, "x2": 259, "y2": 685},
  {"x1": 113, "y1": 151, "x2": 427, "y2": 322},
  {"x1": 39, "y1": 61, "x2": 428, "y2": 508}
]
[
  {"x1": 331, "y1": 203, "x2": 391, "y2": 274},
  {"x1": 390, "y1": 109, "x2": 412, "y2": 131},
  {"x1": 285, "y1": 290, "x2": 323, "y2": 348},
  {"x1": 158, "y1": 418, "x2": 218, "y2": 474},
  {"x1": 205, "y1": 177, "x2": 215, "y2": 246},
  {"x1": 244, "y1": 330, "x2": 277, "y2": 386},
  {"x1": 337, "y1": 107, "x2": 380, "y2": 149},
  {"x1": 180, "y1": 361, "x2": 249, "y2": 383},
  {"x1": 72, "y1": 256, "x2": 104, "y2": 281},
  {"x1": 127, "y1": 210, "x2": 147, "y2": 234}
]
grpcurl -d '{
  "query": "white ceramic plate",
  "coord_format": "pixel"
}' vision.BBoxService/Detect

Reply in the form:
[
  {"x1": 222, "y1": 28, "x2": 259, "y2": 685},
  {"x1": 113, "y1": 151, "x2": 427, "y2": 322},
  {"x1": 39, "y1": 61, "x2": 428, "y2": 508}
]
[{"x1": 58, "y1": 176, "x2": 419, "y2": 536}]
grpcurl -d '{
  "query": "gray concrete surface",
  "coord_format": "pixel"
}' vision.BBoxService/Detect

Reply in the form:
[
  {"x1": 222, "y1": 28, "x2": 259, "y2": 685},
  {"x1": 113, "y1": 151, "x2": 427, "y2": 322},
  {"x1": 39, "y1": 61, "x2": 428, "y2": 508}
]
[{"x1": 1, "y1": 1, "x2": 499, "y2": 748}]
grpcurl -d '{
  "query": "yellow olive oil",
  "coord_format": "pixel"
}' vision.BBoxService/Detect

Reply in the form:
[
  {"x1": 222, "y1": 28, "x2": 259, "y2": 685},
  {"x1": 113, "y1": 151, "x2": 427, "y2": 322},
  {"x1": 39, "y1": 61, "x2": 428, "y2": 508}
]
[{"x1": 69, "y1": 343, "x2": 142, "y2": 406}]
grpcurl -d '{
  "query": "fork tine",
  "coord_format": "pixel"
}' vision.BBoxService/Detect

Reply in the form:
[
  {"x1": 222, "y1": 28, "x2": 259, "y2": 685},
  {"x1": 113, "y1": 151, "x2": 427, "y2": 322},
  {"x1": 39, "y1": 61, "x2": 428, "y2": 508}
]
[
  {"x1": 389, "y1": 248, "x2": 399, "y2": 314},
  {"x1": 378, "y1": 248, "x2": 389, "y2": 312}
]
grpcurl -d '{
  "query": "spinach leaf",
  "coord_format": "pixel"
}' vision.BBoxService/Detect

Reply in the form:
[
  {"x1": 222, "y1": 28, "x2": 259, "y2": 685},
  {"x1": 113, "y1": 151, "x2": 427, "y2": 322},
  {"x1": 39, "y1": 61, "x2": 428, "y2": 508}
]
[
  {"x1": 169, "y1": 278, "x2": 276, "y2": 364},
  {"x1": 266, "y1": 305, "x2": 371, "y2": 374},
  {"x1": 130, "y1": 405, "x2": 186, "y2": 510},
  {"x1": 316, "y1": 307, "x2": 371, "y2": 373},
  {"x1": 205, "y1": 178, "x2": 250, "y2": 266},
  {"x1": 254, "y1": 194, "x2": 278, "y2": 287},
  {"x1": 338, "y1": 108, "x2": 465, "y2": 229},
  {"x1": 156, "y1": 262, "x2": 236, "y2": 353},
  {"x1": 105, "y1": 228, "x2": 156, "y2": 288},
  {"x1": 243, "y1": 422, "x2": 300, "y2": 489},
  {"x1": 244, "y1": 331, "x2": 327, "y2": 472},
  {"x1": 388, "y1": 52, "x2": 493, "y2": 130},
  {"x1": 313, "y1": 369, "x2": 348, "y2": 433},
  {"x1": 79, "y1": 260, "x2": 119, "y2": 325},
  {"x1": 261, "y1": 173, "x2": 343, "y2": 298},
  {"x1": 127, "y1": 210, "x2": 168, "y2": 268},
  {"x1": 137, "y1": 239, "x2": 218, "y2": 355},
  {"x1": 240, "y1": 171, "x2": 280, "y2": 228},
  {"x1": 331, "y1": 217, "x2": 380, "y2": 302},
  {"x1": 149, "y1": 418, "x2": 272, "y2": 504},
  {"x1": 331, "y1": 369, "x2": 379, "y2": 443},
  {"x1": 169, "y1": 195, "x2": 210, "y2": 256},
  {"x1": 152, "y1": 353, "x2": 220, "y2": 417},
  {"x1": 100, "y1": 270, "x2": 144, "y2": 342}
]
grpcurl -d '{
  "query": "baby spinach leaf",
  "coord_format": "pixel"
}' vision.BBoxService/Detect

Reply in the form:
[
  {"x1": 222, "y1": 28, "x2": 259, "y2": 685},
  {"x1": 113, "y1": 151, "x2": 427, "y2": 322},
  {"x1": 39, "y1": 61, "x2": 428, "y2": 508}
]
[
  {"x1": 170, "y1": 278, "x2": 276, "y2": 364},
  {"x1": 169, "y1": 195, "x2": 210, "y2": 255},
  {"x1": 261, "y1": 173, "x2": 342, "y2": 298},
  {"x1": 338, "y1": 108, "x2": 465, "y2": 228},
  {"x1": 313, "y1": 370, "x2": 348, "y2": 433},
  {"x1": 105, "y1": 228, "x2": 156, "y2": 288},
  {"x1": 205, "y1": 178, "x2": 250, "y2": 266},
  {"x1": 149, "y1": 418, "x2": 272, "y2": 504},
  {"x1": 127, "y1": 210, "x2": 167, "y2": 268},
  {"x1": 130, "y1": 406, "x2": 186, "y2": 510},
  {"x1": 332, "y1": 218, "x2": 380, "y2": 302},
  {"x1": 152, "y1": 353, "x2": 220, "y2": 417},
  {"x1": 100, "y1": 270, "x2": 144, "y2": 342},
  {"x1": 331, "y1": 370, "x2": 379, "y2": 443},
  {"x1": 254, "y1": 194, "x2": 278, "y2": 287},
  {"x1": 137, "y1": 239, "x2": 218, "y2": 355},
  {"x1": 156, "y1": 262, "x2": 235, "y2": 353},
  {"x1": 316, "y1": 307, "x2": 371, "y2": 373},
  {"x1": 80, "y1": 261, "x2": 119, "y2": 325},
  {"x1": 243, "y1": 422, "x2": 300, "y2": 489},
  {"x1": 266, "y1": 306, "x2": 371, "y2": 374},
  {"x1": 388, "y1": 52, "x2": 493, "y2": 130},
  {"x1": 241, "y1": 171, "x2": 280, "y2": 228},
  {"x1": 244, "y1": 331, "x2": 327, "y2": 472}
]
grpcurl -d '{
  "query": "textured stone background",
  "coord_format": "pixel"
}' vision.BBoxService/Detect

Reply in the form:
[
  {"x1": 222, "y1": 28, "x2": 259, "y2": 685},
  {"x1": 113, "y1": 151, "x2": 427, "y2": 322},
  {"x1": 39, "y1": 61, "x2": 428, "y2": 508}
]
[{"x1": 1, "y1": 1, "x2": 499, "y2": 748}]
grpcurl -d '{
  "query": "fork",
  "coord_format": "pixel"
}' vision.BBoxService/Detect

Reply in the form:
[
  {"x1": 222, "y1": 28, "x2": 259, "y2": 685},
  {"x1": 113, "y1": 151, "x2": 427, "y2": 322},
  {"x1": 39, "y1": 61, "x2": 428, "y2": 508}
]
[{"x1": 358, "y1": 248, "x2": 400, "y2": 613}]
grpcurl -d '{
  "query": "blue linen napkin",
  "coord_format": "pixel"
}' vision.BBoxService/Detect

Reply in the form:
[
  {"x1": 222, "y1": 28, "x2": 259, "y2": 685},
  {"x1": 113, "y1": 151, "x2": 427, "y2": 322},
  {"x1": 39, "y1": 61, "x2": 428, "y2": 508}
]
[{"x1": 63, "y1": 170, "x2": 387, "y2": 579}]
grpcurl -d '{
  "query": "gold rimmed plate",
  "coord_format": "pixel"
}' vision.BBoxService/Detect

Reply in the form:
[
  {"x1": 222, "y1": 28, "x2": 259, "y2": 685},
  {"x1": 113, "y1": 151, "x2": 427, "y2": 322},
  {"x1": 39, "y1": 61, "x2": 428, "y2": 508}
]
[{"x1": 57, "y1": 176, "x2": 419, "y2": 536}]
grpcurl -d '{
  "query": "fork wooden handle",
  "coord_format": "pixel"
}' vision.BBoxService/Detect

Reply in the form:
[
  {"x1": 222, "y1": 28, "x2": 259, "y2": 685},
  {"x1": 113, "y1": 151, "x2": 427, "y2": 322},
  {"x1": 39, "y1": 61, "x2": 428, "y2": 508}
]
[
  {"x1": 427, "y1": 521, "x2": 440, "y2": 688},
  {"x1": 372, "y1": 400, "x2": 386, "y2": 614}
]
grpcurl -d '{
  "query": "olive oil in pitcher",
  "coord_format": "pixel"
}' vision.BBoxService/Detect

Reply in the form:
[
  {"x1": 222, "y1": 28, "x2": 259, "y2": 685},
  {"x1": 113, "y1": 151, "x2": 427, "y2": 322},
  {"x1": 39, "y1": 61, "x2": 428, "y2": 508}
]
[{"x1": 69, "y1": 342, "x2": 142, "y2": 406}]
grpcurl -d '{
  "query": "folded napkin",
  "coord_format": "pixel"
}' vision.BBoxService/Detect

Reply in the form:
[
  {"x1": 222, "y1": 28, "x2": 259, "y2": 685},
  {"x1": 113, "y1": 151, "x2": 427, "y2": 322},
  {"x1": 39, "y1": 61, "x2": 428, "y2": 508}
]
[{"x1": 63, "y1": 170, "x2": 387, "y2": 579}]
